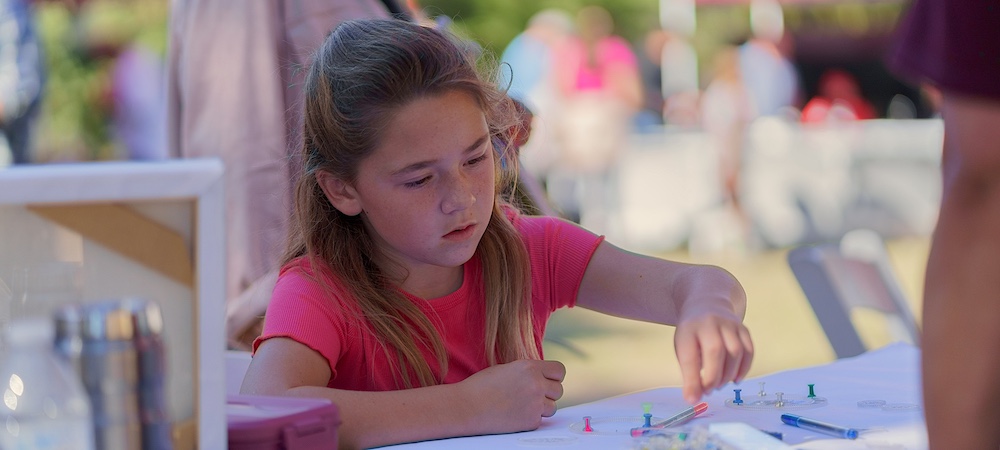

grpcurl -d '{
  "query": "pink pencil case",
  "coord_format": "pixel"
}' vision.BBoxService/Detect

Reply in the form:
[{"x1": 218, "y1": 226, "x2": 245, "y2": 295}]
[{"x1": 228, "y1": 394, "x2": 341, "y2": 450}]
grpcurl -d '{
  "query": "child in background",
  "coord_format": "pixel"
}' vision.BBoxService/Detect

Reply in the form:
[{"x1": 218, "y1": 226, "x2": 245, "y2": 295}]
[{"x1": 240, "y1": 19, "x2": 753, "y2": 450}]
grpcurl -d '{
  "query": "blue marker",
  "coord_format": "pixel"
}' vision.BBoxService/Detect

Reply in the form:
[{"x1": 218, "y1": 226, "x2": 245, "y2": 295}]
[{"x1": 781, "y1": 413, "x2": 858, "y2": 439}]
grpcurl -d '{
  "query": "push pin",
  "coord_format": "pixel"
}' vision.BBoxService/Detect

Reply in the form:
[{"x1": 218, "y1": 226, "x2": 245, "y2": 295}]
[
  {"x1": 583, "y1": 416, "x2": 593, "y2": 433},
  {"x1": 758, "y1": 381, "x2": 767, "y2": 397},
  {"x1": 775, "y1": 392, "x2": 785, "y2": 407},
  {"x1": 733, "y1": 388, "x2": 744, "y2": 405},
  {"x1": 642, "y1": 402, "x2": 652, "y2": 428},
  {"x1": 807, "y1": 384, "x2": 816, "y2": 398}
]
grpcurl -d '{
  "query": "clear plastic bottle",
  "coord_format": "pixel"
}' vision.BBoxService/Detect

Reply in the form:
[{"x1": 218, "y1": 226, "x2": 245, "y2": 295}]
[{"x1": 0, "y1": 317, "x2": 95, "y2": 450}]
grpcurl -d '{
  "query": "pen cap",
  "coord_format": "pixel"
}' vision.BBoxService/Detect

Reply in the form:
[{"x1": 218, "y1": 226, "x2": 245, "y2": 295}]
[{"x1": 780, "y1": 414, "x2": 799, "y2": 426}]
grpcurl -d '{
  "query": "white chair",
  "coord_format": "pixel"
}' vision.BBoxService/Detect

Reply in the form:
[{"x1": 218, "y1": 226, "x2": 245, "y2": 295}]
[{"x1": 787, "y1": 229, "x2": 920, "y2": 358}]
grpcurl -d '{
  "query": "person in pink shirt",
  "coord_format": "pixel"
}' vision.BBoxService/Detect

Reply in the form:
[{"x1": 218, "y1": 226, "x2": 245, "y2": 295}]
[
  {"x1": 240, "y1": 19, "x2": 753, "y2": 450},
  {"x1": 546, "y1": 6, "x2": 643, "y2": 228}
]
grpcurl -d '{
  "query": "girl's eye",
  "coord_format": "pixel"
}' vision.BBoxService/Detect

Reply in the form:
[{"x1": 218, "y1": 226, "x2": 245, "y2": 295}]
[
  {"x1": 404, "y1": 176, "x2": 431, "y2": 188},
  {"x1": 467, "y1": 154, "x2": 488, "y2": 166}
]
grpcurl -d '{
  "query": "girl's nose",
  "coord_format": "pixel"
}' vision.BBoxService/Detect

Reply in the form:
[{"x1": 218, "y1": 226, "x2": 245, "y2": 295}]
[{"x1": 441, "y1": 174, "x2": 476, "y2": 214}]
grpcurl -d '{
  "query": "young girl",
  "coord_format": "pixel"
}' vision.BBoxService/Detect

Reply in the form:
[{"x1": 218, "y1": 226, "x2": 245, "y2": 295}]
[{"x1": 241, "y1": 18, "x2": 753, "y2": 450}]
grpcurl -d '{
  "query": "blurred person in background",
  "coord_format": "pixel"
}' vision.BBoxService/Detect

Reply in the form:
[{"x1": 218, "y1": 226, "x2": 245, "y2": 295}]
[
  {"x1": 635, "y1": 28, "x2": 667, "y2": 131},
  {"x1": 701, "y1": 46, "x2": 753, "y2": 214},
  {"x1": 77, "y1": 0, "x2": 168, "y2": 161},
  {"x1": 888, "y1": 1, "x2": 1000, "y2": 448},
  {"x1": 635, "y1": 27, "x2": 702, "y2": 130},
  {"x1": 800, "y1": 68, "x2": 876, "y2": 123},
  {"x1": 0, "y1": 0, "x2": 45, "y2": 165},
  {"x1": 738, "y1": 0, "x2": 800, "y2": 119},
  {"x1": 499, "y1": 8, "x2": 572, "y2": 217},
  {"x1": 500, "y1": 9, "x2": 572, "y2": 116},
  {"x1": 658, "y1": 30, "x2": 701, "y2": 128},
  {"x1": 548, "y1": 5, "x2": 641, "y2": 230},
  {"x1": 167, "y1": 0, "x2": 409, "y2": 349}
]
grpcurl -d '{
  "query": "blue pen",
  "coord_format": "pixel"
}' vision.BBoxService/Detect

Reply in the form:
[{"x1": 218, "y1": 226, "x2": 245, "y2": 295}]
[{"x1": 780, "y1": 413, "x2": 858, "y2": 439}]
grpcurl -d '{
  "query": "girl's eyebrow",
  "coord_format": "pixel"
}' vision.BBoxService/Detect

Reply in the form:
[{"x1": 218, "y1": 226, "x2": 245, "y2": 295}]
[{"x1": 390, "y1": 135, "x2": 489, "y2": 176}]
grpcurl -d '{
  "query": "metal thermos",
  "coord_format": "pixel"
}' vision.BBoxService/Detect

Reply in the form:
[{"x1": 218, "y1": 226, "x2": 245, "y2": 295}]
[{"x1": 55, "y1": 298, "x2": 173, "y2": 450}]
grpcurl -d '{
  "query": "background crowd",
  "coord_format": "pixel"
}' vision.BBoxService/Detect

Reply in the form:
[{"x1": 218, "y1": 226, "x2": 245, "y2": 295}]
[
  {"x1": 4, "y1": 0, "x2": 936, "y2": 247},
  {"x1": 3, "y1": 0, "x2": 943, "y2": 346}
]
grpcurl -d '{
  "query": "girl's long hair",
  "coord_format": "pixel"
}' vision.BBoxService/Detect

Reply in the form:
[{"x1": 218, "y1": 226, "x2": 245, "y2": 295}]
[{"x1": 285, "y1": 19, "x2": 536, "y2": 388}]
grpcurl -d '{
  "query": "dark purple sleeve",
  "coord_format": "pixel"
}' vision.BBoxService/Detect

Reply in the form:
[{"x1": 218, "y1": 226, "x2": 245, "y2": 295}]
[{"x1": 887, "y1": 0, "x2": 1000, "y2": 101}]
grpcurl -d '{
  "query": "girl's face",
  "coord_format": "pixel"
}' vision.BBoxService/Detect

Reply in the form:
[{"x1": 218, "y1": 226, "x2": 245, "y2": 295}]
[{"x1": 331, "y1": 90, "x2": 496, "y2": 291}]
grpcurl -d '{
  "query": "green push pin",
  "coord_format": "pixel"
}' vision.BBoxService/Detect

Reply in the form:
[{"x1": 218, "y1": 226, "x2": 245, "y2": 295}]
[
  {"x1": 807, "y1": 383, "x2": 816, "y2": 398},
  {"x1": 641, "y1": 402, "x2": 652, "y2": 428}
]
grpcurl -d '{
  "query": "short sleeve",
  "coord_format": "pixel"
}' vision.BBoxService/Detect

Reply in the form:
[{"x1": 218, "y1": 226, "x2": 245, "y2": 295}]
[
  {"x1": 253, "y1": 264, "x2": 348, "y2": 379},
  {"x1": 515, "y1": 214, "x2": 605, "y2": 311}
]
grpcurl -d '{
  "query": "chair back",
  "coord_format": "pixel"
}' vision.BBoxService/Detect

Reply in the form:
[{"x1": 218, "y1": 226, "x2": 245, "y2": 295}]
[{"x1": 788, "y1": 229, "x2": 920, "y2": 358}]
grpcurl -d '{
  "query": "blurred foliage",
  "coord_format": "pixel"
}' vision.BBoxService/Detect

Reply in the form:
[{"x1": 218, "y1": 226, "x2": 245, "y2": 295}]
[
  {"x1": 423, "y1": 0, "x2": 905, "y2": 50},
  {"x1": 28, "y1": 0, "x2": 903, "y2": 161},
  {"x1": 422, "y1": 0, "x2": 905, "y2": 85},
  {"x1": 422, "y1": 0, "x2": 660, "y2": 55},
  {"x1": 33, "y1": 0, "x2": 167, "y2": 162}
]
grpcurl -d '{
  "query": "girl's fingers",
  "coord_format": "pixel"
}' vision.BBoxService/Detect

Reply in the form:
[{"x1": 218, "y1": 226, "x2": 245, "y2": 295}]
[
  {"x1": 719, "y1": 325, "x2": 746, "y2": 387},
  {"x1": 677, "y1": 319, "x2": 756, "y2": 402},
  {"x1": 676, "y1": 332, "x2": 705, "y2": 404},
  {"x1": 545, "y1": 378, "x2": 564, "y2": 401},
  {"x1": 697, "y1": 329, "x2": 726, "y2": 393},
  {"x1": 542, "y1": 398, "x2": 558, "y2": 417},
  {"x1": 735, "y1": 327, "x2": 755, "y2": 383}
]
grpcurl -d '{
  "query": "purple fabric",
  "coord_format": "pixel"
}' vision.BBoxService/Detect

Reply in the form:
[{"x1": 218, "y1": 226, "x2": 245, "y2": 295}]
[{"x1": 888, "y1": 0, "x2": 1000, "y2": 101}]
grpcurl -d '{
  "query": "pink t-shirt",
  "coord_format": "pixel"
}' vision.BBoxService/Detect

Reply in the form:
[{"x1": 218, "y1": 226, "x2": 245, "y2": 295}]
[
  {"x1": 253, "y1": 213, "x2": 604, "y2": 390},
  {"x1": 558, "y1": 36, "x2": 639, "y2": 93}
]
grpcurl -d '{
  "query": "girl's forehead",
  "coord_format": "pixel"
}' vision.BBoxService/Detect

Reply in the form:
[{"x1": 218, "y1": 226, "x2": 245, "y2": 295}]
[{"x1": 367, "y1": 90, "x2": 489, "y2": 166}]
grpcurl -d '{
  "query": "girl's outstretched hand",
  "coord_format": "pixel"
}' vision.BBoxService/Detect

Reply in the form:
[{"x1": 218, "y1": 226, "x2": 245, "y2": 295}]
[
  {"x1": 674, "y1": 310, "x2": 753, "y2": 404},
  {"x1": 458, "y1": 359, "x2": 566, "y2": 434}
]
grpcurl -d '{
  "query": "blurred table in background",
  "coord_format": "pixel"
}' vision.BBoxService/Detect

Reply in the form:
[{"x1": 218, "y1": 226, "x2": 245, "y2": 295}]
[{"x1": 549, "y1": 118, "x2": 942, "y2": 255}]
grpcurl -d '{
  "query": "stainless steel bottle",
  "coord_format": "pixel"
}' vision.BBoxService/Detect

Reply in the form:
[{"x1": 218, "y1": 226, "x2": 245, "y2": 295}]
[{"x1": 55, "y1": 298, "x2": 173, "y2": 450}]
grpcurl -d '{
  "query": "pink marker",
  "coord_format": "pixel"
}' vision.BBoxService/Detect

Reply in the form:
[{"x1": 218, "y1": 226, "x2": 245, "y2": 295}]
[{"x1": 630, "y1": 402, "x2": 709, "y2": 437}]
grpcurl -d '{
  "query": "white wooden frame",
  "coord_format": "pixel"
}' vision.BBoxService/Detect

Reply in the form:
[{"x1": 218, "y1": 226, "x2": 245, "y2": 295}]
[{"x1": 0, "y1": 159, "x2": 226, "y2": 449}]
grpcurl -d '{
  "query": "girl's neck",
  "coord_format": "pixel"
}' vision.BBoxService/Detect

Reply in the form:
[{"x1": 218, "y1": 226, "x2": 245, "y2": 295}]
[{"x1": 399, "y1": 265, "x2": 465, "y2": 300}]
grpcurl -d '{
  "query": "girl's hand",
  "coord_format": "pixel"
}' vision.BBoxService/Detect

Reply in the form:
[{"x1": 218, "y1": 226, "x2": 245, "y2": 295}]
[
  {"x1": 458, "y1": 359, "x2": 566, "y2": 433},
  {"x1": 674, "y1": 310, "x2": 753, "y2": 404}
]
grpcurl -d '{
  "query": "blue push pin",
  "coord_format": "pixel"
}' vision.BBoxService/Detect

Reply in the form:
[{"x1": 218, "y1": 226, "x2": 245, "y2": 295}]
[
  {"x1": 807, "y1": 384, "x2": 816, "y2": 398},
  {"x1": 641, "y1": 402, "x2": 653, "y2": 428},
  {"x1": 733, "y1": 388, "x2": 744, "y2": 405}
]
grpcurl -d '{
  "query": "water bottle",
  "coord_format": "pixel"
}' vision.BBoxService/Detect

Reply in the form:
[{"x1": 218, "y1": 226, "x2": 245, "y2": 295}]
[{"x1": 0, "y1": 317, "x2": 95, "y2": 450}]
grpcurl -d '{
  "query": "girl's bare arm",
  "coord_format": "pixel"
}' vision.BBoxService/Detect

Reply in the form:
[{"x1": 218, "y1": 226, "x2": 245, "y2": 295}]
[
  {"x1": 574, "y1": 240, "x2": 753, "y2": 403},
  {"x1": 242, "y1": 337, "x2": 565, "y2": 450}
]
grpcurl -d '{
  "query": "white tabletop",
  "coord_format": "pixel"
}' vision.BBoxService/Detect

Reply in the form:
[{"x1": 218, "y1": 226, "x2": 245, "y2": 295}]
[{"x1": 383, "y1": 343, "x2": 926, "y2": 449}]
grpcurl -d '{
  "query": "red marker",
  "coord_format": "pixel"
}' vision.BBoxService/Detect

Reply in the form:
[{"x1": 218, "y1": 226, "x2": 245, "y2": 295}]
[{"x1": 630, "y1": 402, "x2": 709, "y2": 437}]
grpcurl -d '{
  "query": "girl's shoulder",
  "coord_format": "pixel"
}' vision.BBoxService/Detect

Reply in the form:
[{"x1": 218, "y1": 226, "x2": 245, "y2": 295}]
[
  {"x1": 275, "y1": 255, "x2": 357, "y2": 311},
  {"x1": 503, "y1": 206, "x2": 602, "y2": 249},
  {"x1": 278, "y1": 255, "x2": 328, "y2": 284}
]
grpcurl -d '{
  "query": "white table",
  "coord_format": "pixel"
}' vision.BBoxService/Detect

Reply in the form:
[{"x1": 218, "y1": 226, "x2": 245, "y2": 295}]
[{"x1": 384, "y1": 343, "x2": 926, "y2": 449}]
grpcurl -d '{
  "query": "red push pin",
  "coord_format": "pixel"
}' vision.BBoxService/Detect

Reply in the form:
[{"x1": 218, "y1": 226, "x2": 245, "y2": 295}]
[{"x1": 583, "y1": 416, "x2": 593, "y2": 433}]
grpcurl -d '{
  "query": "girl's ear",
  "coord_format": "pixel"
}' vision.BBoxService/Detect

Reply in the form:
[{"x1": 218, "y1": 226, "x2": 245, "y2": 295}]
[{"x1": 316, "y1": 171, "x2": 363, "y2": 216}]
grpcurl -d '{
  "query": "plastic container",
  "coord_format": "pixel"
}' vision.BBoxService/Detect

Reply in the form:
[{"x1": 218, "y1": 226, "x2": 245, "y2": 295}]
[
  {"x1": 228, "y1": 394, "x2": 340, "y2": 450},
  {"x1": 0, "y1": 317, "x2": 95, "y2": 450}
]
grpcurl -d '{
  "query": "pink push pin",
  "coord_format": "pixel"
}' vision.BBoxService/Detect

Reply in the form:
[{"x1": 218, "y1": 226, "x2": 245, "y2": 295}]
[{"x1": 583, "y1": 416, "x2": 594, "y2": 433}]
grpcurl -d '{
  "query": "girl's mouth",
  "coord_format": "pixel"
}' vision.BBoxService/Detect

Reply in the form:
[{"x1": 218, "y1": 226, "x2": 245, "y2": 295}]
[{"x1": 444, "y1": 224, "x2": 475, "y2": 240}]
